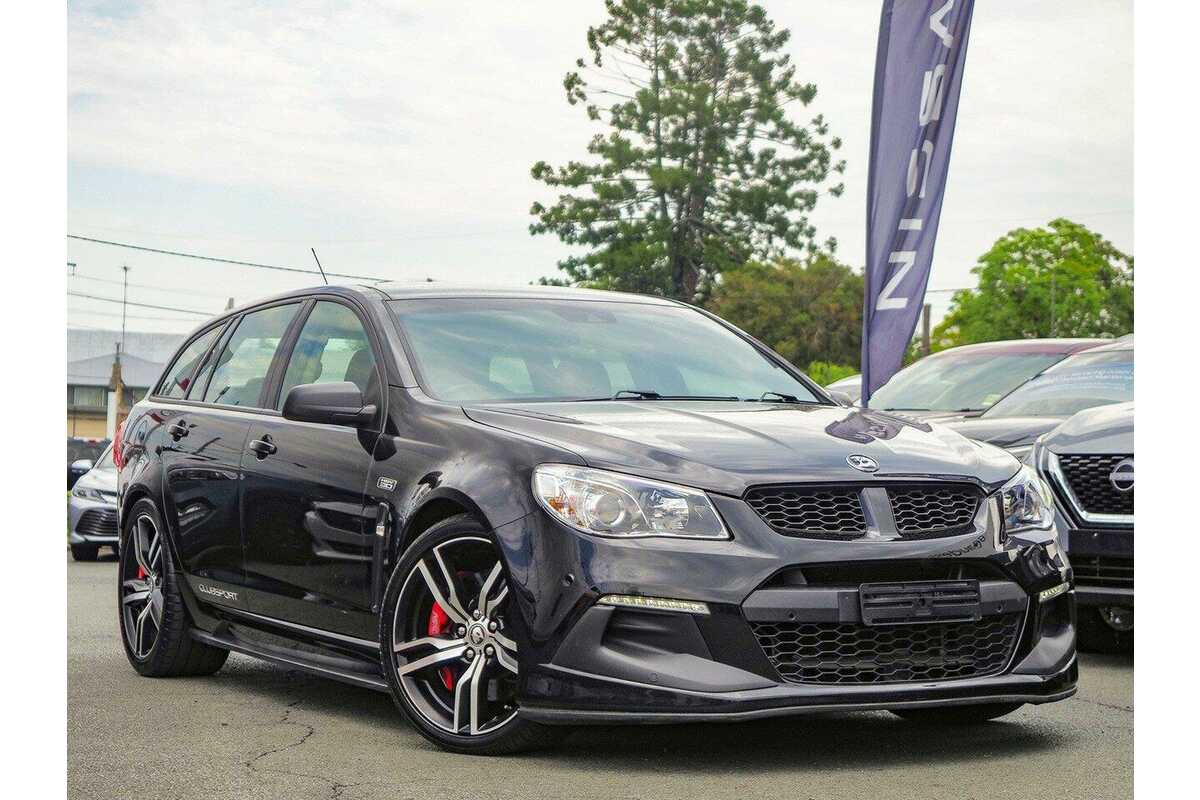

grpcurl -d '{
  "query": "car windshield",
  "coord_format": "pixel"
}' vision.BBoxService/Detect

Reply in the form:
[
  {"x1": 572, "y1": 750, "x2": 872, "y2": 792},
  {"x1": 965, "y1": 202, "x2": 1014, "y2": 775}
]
[
  {"x1": 94, "y1": 445, "x2": 114, "y2": 470},
  {"x1": 869, "y1": 350, "x2": 1065, "y2": 412},
  {"x1": 388, "y1": 298, "x2": 823, "y2": 404},
  {"x1": 983, "y1": 349, "x2": 1133, "y2": 418}
]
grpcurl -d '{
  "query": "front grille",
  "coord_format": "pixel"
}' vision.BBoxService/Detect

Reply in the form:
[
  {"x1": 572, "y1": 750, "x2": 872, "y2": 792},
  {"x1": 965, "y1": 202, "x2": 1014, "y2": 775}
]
[
  {"x1": 752, "y1": 614, "x2": 1022, "y2": 685},
  {"x1": 744, "y1": 487, "x2": 866, "y2": 540},
  {"x1": 1057, "y1": 454, "x2": 1133, "y2": 516},
  {"x1": 1072, "y1": 555, "x2": 1133, "y2": 588},
  {"x1": 890, "y1": 486, "x2": 980, "y2": 538},
  {"x1": 76, "y1": 508, "x2": 118, "y2": 538},
  {"x1": 745, "y1": 483, "x2": 981, "y2": 540}
]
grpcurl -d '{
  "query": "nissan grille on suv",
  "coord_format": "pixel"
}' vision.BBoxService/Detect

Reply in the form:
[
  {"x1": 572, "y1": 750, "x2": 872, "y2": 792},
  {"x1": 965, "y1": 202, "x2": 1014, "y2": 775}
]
[
  {"x1": 113, "y1": 284, "x2": 1077, "y2": 755},
  {"x1": 1029, "y1": 400, "x2": 1133, "y2": 651}
]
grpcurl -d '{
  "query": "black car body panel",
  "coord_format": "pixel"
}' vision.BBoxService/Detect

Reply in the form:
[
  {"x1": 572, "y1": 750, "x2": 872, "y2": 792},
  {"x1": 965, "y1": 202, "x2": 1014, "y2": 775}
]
[
  {"x1": 463, "y1": 402, "x2": 1019, "y2": 495},
  {"x1": 117, "y1": 284, "x2": 1076, "y2": 726}
]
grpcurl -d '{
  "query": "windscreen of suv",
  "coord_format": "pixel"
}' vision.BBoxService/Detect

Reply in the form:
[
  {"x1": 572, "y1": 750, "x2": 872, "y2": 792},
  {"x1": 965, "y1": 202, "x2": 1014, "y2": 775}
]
[
  {"x1": 869, "y1": 351, "x2": 1064, "y2": 412},
  {"x1": 983, "y1": 349, "x2": 1133, "y2": 418},
  {"x1": 94, "y1": 444, "x2": 114, "y2": 470},
  {"x1": 388, "y1": 298, "x2": 822, "y2": 404}
]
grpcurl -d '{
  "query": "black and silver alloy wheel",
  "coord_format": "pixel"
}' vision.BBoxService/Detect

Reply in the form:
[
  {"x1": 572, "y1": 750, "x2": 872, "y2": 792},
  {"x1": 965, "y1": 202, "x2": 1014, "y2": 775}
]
[
  {"x1": 117, "y1": 498, "x2": 229, "y2": 677},
  {"x1": 393, "y1": 536, "x2": 519, "y2": 734},
  {"x1": 121, "y1": 513, "x2": 165, "y2": 659},
  {"x1": 381, "y1": 516, "x2": 550, "y2": 755}
]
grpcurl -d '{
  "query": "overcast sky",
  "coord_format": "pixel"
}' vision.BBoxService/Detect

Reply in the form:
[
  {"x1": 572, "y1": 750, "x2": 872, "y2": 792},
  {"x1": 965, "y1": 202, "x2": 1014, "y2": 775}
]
[{"x1": 67, "y1": 0, "x2": 1132, "y2": 336}]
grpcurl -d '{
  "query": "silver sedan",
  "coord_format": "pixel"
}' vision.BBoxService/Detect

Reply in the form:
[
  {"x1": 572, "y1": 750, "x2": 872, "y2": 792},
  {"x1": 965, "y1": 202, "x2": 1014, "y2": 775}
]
[{"x1": 68, "y1": 445, "x2": 119, "y2": 561}]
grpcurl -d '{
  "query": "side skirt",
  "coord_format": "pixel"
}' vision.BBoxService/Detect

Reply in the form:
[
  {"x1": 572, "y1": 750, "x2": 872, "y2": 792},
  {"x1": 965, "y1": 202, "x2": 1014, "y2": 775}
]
[{"x1": 190, "y1": 624, "x2": 389, "y2": 693}]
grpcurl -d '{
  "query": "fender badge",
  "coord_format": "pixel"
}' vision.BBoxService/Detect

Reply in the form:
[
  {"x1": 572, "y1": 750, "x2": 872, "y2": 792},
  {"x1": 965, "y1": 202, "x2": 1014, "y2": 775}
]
[
  {"x1": 377, "y1": 477, "x2": 398, "y2": 491},
  {"x1": 195, "y1": 583, "x2": 239, "y2": 602}
]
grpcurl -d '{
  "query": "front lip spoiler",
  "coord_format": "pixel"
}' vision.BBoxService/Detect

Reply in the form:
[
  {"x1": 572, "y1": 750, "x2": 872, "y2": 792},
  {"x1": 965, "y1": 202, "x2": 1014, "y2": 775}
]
[{"x1": 520, "y1": 687, "x2": 1077, "y2": 726}]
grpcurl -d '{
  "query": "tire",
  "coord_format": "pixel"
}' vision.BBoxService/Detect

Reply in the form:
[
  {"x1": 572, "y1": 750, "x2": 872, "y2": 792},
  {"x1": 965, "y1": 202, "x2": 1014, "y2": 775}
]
[
  {"x1": 118, "y1": 498, "x2": 229, "y2": 677},
  {"x1": 379, "y1": 514, "x2": 554, "y2": 755},
  {"x1": 891, "y1": 702, "x2": 1023, "y2": 724},
  {"x1": 71, "y1": 544, "x2": 99, "y2": 562},
  {"x1": 1077, "y1": 607, "x2": 1133, "y2": 653}
]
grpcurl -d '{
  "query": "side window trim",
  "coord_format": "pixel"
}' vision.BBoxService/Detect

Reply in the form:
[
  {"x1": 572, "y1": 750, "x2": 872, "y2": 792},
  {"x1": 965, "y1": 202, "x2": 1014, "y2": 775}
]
[
  {"x1": 260, "y1": 299, "x2": 316, "y2": 410},
  {"x1": 268, "y1": 297, "x2": 386, "y2": 417},
  {"x1": 196, "y1": 300, "x2": 303, "y2": 410},
  {"x1": 189, "y1": 314, "x2": 243, "y2": 402},
  {"x1": 152, "y1": 320, "x2": 229, "y2": 399}
]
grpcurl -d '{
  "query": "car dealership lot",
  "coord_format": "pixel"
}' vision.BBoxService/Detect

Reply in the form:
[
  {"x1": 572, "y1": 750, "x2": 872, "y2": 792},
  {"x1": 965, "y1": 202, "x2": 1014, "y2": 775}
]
[{"x1": 68, "y1": 557, "x2": 1131, "y2": 800}]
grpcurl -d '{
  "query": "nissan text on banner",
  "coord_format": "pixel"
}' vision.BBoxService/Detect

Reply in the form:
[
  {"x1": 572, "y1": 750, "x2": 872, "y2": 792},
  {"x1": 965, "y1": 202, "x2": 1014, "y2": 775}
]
[{"x1": 861, "y1": 0, "x2": 975, "y2": 405}]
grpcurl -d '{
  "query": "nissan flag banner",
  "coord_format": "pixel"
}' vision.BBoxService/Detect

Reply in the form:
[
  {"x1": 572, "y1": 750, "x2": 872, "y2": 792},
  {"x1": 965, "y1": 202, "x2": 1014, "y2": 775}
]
[{"x1": 861, "y1": 0, "x2": 975, "y2": 405}]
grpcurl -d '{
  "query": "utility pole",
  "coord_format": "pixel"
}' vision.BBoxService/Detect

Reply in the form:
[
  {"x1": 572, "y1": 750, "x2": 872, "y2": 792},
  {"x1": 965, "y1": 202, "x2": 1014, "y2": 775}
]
[
  {"x1": 120, "y1": 264, "x2": 130, "y2": 351},
  {"x1": 920, "y1": 303, "x2": 932, "y2": 356}
]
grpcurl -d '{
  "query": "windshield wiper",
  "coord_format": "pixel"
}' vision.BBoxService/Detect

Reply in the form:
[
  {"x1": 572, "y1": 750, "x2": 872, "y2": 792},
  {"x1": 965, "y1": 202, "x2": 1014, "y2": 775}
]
[
  {"x1": 612, "y1": 389, "x2": 662, "y2": 400},
  {"x1": 758, "y1": 391, "x2": 801, "y2": 403},
  {"x1": 577, "y1": 390, "x2": 740, "y2": 402}
]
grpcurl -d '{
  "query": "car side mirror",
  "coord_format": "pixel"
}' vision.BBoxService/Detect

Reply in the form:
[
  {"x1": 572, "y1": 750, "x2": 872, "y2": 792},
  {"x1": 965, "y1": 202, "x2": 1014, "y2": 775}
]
[
  {"x1": 69, "y1": 459, "x2": 94, "y2": 474},
  {"x1": 282, "y1": 382, "x2": 376, "y2": 427},
  {"x1": 828, "y1": 390, "x2": 854, "y2": 407}
]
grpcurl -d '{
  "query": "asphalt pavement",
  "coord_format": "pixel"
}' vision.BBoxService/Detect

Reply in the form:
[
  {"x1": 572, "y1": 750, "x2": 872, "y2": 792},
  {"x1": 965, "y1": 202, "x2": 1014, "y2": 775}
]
[{"x1": 68, "y1": 555, "x2": 1133, "y2": 800}]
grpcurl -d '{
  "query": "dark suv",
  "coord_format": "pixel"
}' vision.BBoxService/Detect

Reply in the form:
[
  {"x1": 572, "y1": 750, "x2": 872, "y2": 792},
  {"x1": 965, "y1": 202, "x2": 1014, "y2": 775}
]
[{"x1": 114, "y1": 284, "x2": 1076, "y2": 754}]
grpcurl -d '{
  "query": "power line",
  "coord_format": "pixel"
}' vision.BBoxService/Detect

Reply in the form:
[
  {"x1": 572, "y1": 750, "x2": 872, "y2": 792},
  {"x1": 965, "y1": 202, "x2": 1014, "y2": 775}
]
[
  {"x1": 68, "y1": 272, "x2": 230, "y2": 299},
  {"x1": 67, "y1": 234, "x2": 389, "y2": 282},
  {"x1": 67, "y1": 290, "x2": 214, "y2": 316},
  {"x1": 68, "y1": 307, "x2": 202, "y2": 323}
]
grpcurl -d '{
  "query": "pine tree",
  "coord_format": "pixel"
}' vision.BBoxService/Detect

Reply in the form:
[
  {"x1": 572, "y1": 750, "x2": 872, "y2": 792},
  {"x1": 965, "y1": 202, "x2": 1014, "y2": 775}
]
[{"x1": 530, "y1": 0, "x2": 845, "y2": 302}]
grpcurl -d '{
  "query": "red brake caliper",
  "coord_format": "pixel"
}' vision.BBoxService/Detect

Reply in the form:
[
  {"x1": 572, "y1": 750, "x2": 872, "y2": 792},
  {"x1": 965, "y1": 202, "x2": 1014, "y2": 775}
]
[
  {"x1": 136, "y1": 565, "x2": 146, "y2": 580},
  {"x1": 427, "y1": 602, "x2": 456, "y2": 690}
]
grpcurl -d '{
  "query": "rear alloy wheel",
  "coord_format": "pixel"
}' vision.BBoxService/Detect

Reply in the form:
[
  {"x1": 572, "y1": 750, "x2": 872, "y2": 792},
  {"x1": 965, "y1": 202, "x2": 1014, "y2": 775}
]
[
  {"x1": 381, "y1": 516, "x2": 552, "y2": 755},
  {"x1": 118, "y1": 499, "x2": 228, "y2": 677}
]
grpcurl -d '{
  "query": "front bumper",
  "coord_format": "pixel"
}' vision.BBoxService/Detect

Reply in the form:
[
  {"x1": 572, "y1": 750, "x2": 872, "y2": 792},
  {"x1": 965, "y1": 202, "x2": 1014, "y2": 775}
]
[
  {"x1": 1064, "y1": 527, "x2": 1133, "y2": 608},
  {"x1": 496, "y1": 494, "x2": 1077, "y2": 724},
  {"x1": 67, "y1": 497, "x2": 120, "y2": 547}
]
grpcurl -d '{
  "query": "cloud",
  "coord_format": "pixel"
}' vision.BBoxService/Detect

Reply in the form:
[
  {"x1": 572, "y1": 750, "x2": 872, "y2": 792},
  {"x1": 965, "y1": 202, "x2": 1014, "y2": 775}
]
[{"x1": 68, "y1": 0, "x2": 1132, "y2": 332}]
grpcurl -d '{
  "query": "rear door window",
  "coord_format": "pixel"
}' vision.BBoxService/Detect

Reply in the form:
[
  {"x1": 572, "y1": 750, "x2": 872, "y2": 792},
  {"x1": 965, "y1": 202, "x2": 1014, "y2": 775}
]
[
  {"x1": 203, "y1": 304, "x2": 299, "y2": 408},
  {"x1": 158, "y1": 325, "x2": 224, "y2": 399}
]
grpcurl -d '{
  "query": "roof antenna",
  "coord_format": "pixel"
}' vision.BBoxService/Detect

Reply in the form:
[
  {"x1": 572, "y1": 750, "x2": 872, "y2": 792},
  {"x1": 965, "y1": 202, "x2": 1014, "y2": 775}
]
[{"x1": 311, "y1": 248, "x2": 329, "y2": 285}]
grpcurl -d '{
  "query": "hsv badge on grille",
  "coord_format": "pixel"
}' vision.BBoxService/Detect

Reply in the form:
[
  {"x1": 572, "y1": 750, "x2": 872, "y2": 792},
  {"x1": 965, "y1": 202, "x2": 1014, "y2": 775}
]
[
  {"x1": 1109, "y1": 458, "x2": 1134, "y2": 492},
  {"x1": 846, "y1": 454, "x2": 878, "y2": 473}
]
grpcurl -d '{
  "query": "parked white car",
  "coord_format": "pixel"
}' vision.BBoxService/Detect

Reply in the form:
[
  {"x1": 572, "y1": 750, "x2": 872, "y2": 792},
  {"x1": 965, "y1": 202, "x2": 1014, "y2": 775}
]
[{"x1": 68, "y1": 444, "x2": 119, "y2": 561}]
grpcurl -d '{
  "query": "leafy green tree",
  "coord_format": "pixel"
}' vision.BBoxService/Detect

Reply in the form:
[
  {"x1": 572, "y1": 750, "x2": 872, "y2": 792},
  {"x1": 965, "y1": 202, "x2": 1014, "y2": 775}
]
[
  {"x1": 708, "y1": 254, "x2": 862, "y2": 369},
  {"x1": 932, "y1": 219, "x2": 1133, "y2": 348},
  {"x1": 806, "y1": 360, "x2": 858, "y2": 386},
  {"x1": 530, "y1": 0, "x2": 845, "y2": 302}
]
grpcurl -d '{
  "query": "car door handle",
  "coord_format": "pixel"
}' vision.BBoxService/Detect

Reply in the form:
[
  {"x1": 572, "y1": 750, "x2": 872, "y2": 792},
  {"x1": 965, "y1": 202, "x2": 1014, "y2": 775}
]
[
  {"x1": 248, "y1": 435, "x2": 277, "y2": 459},
  {"x1": 168, "y1": 422, "x2": 189, "y2": 441}
]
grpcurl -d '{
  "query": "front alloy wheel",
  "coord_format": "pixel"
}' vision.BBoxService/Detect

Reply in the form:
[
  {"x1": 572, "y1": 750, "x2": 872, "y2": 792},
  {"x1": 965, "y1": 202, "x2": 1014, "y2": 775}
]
[
  {"x1": 381, "y1": 516, "x2": 551, "y2": 754},
  {"x1": 122, "y1": 513, "x2": 165, "y2": 659}
]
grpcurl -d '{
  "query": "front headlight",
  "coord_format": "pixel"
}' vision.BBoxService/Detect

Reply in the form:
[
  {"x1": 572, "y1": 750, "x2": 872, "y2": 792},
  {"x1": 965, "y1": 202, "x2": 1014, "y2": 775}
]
[
  {"x1": 1000, "y1": 464, "x2": 1055, "y2": 534},
  {"x1": 532, "y1": 464, "x2": 728, "y2": 539},
  {"x1": 72, "y1": 485, "x2": 104, "y2": 502}
]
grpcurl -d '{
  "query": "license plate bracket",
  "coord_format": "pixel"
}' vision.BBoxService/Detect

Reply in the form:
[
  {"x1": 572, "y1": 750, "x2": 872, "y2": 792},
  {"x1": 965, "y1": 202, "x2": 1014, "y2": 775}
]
[{"x1": 859, "y1": 579, "x2": 982, "y2": 626}]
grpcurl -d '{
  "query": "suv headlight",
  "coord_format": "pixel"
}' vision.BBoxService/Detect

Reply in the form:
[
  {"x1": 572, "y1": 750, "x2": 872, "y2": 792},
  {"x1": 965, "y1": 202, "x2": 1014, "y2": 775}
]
[
  {"x1": 72, "y1": 485, "x2": 104, "y2": 502},
  {"x1": 1000, "y1": 464, "x2": 1055, "y2": 534},
  {"x1": 533, "y1": 464, "x2": 728, "y2": 539}
]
